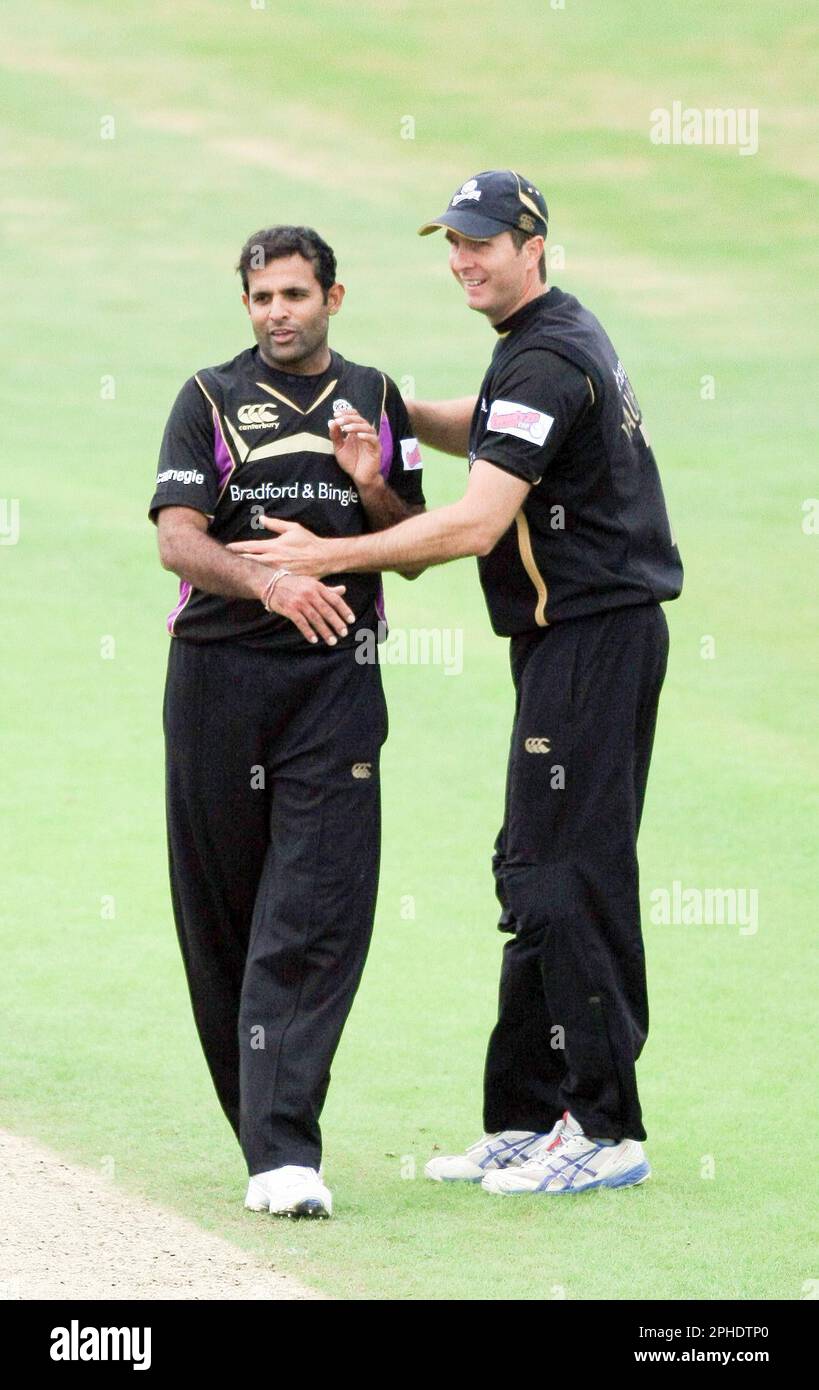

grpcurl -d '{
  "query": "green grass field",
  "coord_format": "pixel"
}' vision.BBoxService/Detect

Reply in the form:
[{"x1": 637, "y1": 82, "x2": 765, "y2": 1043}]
[{"x1": 1, "y1": 0, "x2": 817, "y2": 1300}]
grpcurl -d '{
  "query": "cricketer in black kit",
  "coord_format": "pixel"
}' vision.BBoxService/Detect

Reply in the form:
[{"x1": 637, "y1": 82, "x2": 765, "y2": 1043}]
[
  {"x1": 150, "y1": 226, "x2": 425, "y2": 1219},
  {"x1": 236, "y1": 173, "x2": 684, "y2": 1195}
]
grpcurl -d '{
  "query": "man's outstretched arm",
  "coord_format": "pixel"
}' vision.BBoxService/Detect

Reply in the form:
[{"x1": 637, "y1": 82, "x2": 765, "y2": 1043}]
[
  {"x1": 405, "y1": 396, "x2": 477, "y2": 456},
  {"x1": 229, "y1": 461, "x2": 530, "y2": 577}
]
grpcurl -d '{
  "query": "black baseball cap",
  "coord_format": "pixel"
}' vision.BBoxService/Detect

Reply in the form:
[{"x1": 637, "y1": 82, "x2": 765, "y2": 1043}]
[{"x1": 418, "y1": 169, "x2": 548, "y2": 240}]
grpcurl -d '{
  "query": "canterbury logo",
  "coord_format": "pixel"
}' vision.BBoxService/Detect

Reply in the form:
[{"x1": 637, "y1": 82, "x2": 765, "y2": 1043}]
[
  {"x1": 351, "y1": 762, "x2": 372, "y2": 779},
  {"x1": 237, "y1": 403, "x2": 279, "y2": 429},
  {"x1": 524, "y1": 737, "x2": 551, "y2": 754}
]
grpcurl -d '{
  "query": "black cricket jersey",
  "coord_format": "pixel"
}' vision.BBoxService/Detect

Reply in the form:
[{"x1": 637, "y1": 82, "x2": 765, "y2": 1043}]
[
  {"x1": 470, "y1": 287, "x2": 683, "y2": 633},
  {"x1": 150, "y1": 347, "x2": 425, "y2": 646}
]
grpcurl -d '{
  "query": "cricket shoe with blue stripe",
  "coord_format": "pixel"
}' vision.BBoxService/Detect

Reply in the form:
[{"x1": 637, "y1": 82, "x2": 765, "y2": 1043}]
[
  {"x1": 424, "y1": 1123, "x2": 562, "y2": 1183},
  {"x1": 481, "y1": 1111, "x2": 650, "y2": 1195}
]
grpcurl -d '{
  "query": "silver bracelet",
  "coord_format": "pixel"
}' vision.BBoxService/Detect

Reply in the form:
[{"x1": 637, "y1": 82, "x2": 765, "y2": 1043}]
[{"x1": 261, "y1": 568, "x2": 291, "y2": 612}]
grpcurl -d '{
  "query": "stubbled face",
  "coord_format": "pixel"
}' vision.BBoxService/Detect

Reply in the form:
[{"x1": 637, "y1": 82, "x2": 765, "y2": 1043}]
[
  {"x1": 445, "y1": 228, "x2": 542, "y2": 325},
  {"x1": 243, "y1": 253, "x2": 344, "y2": 373}
]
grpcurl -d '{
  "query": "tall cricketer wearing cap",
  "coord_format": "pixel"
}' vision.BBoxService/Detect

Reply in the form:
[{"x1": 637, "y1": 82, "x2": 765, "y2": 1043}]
[{"x1": 232, "y1": 174, "x2": 684, "y2": 1195}]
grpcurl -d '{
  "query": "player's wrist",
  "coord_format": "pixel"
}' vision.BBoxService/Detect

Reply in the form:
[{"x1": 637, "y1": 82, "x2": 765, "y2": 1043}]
[
  {"x1": 355, "y1": 471, "x2": 385, "y2": 496},
  {"x1": 260, "y1": 568, "x2": 291, "y2": 611}
]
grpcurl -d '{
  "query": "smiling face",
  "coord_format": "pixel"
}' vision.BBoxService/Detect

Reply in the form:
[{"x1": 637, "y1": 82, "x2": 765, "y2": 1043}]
[
  {"x1": 445, "y1": 228, "x2": 545, "y2": 325},
  {"x1": 243, "y1": 253, "x2": 344, "y2": 374}
]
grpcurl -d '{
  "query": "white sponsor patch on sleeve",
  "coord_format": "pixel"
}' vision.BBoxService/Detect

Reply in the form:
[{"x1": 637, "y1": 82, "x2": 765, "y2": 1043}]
[
  {"x1": 400, "y1": 436, "x2": 423, "y2": 470},
  {"x1": 487, "y1": 399, "x2": 554, "y2": 446}
]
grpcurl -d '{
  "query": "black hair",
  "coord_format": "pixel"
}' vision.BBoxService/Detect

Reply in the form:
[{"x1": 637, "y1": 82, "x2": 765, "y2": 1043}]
[{"x1": 236, "y1": 225, "x2": 337, "y2": 299}]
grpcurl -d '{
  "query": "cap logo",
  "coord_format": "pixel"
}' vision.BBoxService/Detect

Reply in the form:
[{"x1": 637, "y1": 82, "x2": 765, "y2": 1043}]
[
  {"x1": 517, "y1": 213, "x2": 536, "y2": 233},
  {"x1": 451, "y1": 178, "x2": 481, "y2": 206}
]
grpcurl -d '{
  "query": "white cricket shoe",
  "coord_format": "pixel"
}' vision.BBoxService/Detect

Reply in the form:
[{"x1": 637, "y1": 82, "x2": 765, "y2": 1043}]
[
  {"x1": 244, "y1": 1165, "x2": 332, "y2": 1219},
  {"x1": 481, "y1": 1111, "x2": 651, "y2": 1195},
  {"x1": 424, "y1": 1124, "x2": 561, "y2": 1183}
]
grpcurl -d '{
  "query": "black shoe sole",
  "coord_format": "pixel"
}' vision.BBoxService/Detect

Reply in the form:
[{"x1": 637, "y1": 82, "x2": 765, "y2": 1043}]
[{"x1": 271, "y1": 1199, "x2": 330, "y2": 1220}]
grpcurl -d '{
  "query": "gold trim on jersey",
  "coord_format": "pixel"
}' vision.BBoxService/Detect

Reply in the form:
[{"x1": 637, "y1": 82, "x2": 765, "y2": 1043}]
[
  {"x1": 585, "y1": 374, "x2": 595, "y2": 406},
  {"x1": 224, "y1": 413, "x2": 250, "y2": 463},
  {"x1": 255, "y1": 377, "x2": 339, "y2": 416},
  {"x1": 515, "y1": 510, "x2": 549, "y2": 627},
  {"x1": 307, "y1": 379, "x2": 337, "y2": 415},
  {"x1": 245, "y1": 431, "x2": 335, "y2": 462},
  {"x1": 255, "y1": 381, "x2": 302, "y2": 413},
  {"x1": 194, "y1": 375, "x2": 240, "y2": 501}
]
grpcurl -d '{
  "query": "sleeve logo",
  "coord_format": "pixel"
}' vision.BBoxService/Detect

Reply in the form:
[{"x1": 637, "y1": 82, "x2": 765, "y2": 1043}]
[
  {"x1": 487, "y1": 399, "x2": 554, "y2": 446},
  {"x1": 400, "y1": 436, "x2": 423, "y2": 470},
  {"x1": 156, "y1": 468, "x2": 205, "y2": 485}
]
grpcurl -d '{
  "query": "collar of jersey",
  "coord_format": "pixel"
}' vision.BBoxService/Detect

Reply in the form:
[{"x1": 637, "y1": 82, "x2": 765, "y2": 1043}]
[
  {"x1": 493, "y1": 288, "x2": 558, "y2": 338},
  {"x1": 253, "y1": 347, "x2": 339, "y2": 416}
]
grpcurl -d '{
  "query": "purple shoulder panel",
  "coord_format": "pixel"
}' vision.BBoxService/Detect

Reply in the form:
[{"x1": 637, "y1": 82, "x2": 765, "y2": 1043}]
[
  {"x1": 212, "y1": 409, "x2": 234, "y2": 490},
  {"x1": 378, "y1": 412, "x2": 393, "y2": 480}
]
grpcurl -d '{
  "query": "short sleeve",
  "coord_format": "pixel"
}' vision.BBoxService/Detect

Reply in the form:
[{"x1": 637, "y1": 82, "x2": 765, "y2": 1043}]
[
  {"x1": 149, "y1": 377, "x2": 221, "y2": 523},
  {"x1": 378, "y1": 375, "x2": 426, "y2": 508},
  {"x1": 477, "y1": 349, "x2": 593, "y2": 485}
]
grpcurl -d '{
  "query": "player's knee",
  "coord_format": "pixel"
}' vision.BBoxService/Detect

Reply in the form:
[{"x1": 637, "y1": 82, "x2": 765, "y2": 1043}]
[{"x1": 499, "y1": 861, "x2": 584, "y2": 938}]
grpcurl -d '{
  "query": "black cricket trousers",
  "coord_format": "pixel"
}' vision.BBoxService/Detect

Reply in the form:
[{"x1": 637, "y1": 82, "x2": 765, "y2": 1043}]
[
  {"x1": 163, "y1": 636, "x2": 387, "y2": 1176},
  {"x1": 484, "y1": 602, "x2": 669, "y2": 1143}
]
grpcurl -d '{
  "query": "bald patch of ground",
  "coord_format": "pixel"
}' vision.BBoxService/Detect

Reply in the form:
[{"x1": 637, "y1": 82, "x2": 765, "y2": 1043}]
[{"x1": 0, "y1": 1130, "x2": 325, "y2": 1301}]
